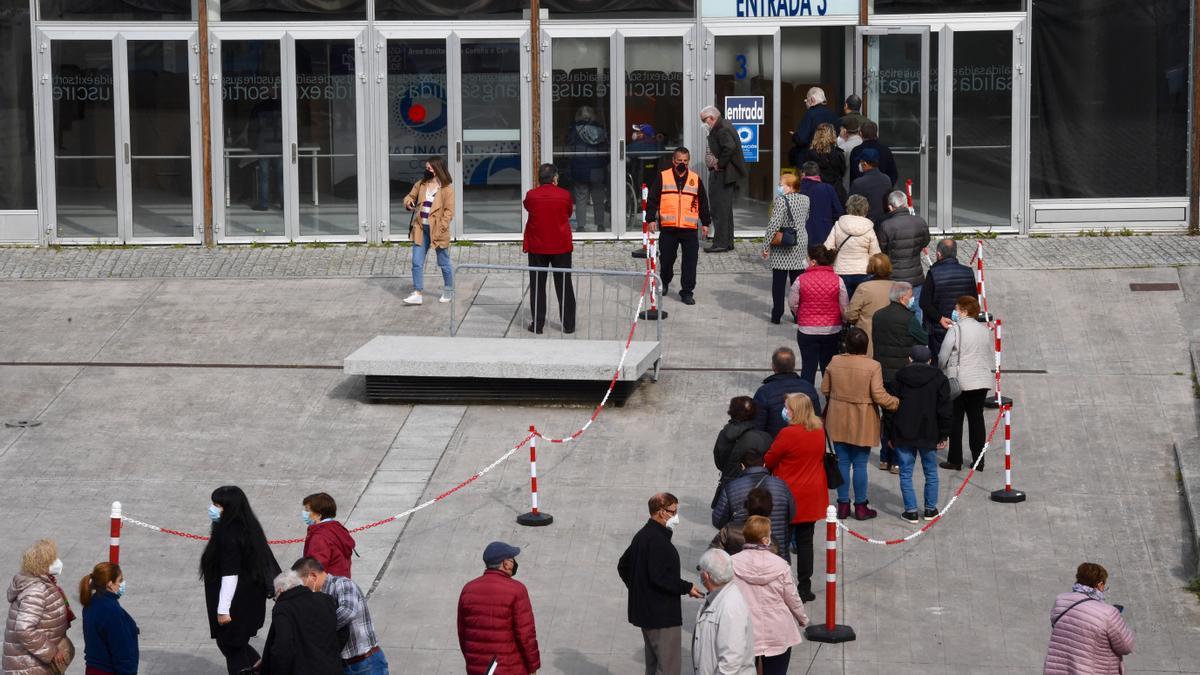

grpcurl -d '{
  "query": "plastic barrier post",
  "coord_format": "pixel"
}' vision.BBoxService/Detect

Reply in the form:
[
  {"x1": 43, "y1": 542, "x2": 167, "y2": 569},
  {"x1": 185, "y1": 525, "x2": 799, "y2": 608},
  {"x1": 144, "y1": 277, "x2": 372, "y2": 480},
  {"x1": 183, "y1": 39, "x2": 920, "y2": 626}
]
[
  {"x1": 905, "y1": 178, "x2": 914, "y2": 210},
  {"x1": 517, "y1": 427, "x2": 553, "y2": 526},
  {"x1": 638, "y1": 183, "x2": 668, "y2": 320},
  {"x1": 109, "y1": 501, "x2": 122, "y2": 564},
  {"x1": 805, "y1": 505, "x2": 856, "y2": 643},
  {"x1": 990, "y1": 405, "x2": 1027, "y2": 503}
]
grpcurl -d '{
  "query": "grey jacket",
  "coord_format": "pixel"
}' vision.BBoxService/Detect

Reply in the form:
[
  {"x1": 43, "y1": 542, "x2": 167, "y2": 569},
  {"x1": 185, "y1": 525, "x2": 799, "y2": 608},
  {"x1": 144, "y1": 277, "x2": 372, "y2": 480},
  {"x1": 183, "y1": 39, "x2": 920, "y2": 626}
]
[
  {"x1": 691, "y1": 584, "x2": 756, "y2": 675},
  {"x1": 937, "y1": 318, "x2": 995, "y2": 392},
  {"x1": 877, "y1": 209, "x2": 931, "y2": 286}
]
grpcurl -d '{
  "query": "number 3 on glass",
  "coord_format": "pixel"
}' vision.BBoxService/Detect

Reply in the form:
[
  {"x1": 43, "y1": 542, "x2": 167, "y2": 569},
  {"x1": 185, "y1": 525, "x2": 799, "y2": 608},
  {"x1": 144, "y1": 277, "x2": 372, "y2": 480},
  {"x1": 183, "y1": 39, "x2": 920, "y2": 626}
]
[{"x1": 734, "y1": 54, "x2": 747, "y2": 81}]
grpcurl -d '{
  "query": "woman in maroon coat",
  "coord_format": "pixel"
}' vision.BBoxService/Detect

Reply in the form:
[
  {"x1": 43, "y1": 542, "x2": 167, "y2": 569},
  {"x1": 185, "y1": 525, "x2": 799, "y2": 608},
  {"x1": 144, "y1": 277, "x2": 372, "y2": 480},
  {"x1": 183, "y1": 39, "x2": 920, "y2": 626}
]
[
  {"x1": 457, "y1": 542, "x2": 541, "y2": 675},
  {"x1": 301, "y1": 492, "x2": 356, "y2": 579},
  {"x1": 764, "y1": 393, "x2": 829, "y2": 603}
]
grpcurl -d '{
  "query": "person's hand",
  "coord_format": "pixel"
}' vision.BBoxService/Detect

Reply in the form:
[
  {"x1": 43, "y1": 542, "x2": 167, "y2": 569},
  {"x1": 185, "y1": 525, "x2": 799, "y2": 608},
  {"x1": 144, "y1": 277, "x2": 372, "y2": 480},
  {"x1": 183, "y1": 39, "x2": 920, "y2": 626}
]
[
  {"x1": 761, "y1": 250, "x2": 769, "y2": 260},
  {"x1": 937, "y1": 439, "x2": 948, "y2": 450},
  {"x1": 646, "y1": 221, "x2": 658, "y2": 233},
  {"x1": 217, "y1": 613, "x2": 232, "y2": 625},
  {"x1": 53, "y1": 645, "x2": 69, "y2": 669},
  {"x1": 939, "y1": 317, "x2": 953, "y2": 329},
  {"x1": 701, "y1": 225, "x2": 709, "y2": 238},
  {"x1": 403, "y1": 197, "x2": 415, "y2": 211},
  {"x1": 688, "y1": 584, "x2": 704, "y2": 599}
]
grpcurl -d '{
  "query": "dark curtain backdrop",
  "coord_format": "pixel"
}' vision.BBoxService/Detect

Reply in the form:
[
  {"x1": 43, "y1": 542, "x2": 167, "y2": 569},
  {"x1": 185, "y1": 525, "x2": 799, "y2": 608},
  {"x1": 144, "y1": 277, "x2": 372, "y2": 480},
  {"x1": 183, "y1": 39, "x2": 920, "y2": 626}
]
[
  {"x1": 0, "y1": 5, "x2": 36, "y2": 210},
  {"x1": 873, "y1": 0, "x2": 1022, "y2": 12},
  {"x1": 1030, "y1": 0, "x2": 1190, "y2": 198},
  {"x1": 41, "y1": 0, "x2": 690, "y2": 17}
]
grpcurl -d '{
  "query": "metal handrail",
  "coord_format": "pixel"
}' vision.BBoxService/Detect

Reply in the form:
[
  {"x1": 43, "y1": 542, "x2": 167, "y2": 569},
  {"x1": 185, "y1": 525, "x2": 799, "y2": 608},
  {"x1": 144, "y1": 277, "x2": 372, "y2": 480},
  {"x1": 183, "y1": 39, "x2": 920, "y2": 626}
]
[{"x1": 449, "y1": 263, "x2": 663, "y2": 347}]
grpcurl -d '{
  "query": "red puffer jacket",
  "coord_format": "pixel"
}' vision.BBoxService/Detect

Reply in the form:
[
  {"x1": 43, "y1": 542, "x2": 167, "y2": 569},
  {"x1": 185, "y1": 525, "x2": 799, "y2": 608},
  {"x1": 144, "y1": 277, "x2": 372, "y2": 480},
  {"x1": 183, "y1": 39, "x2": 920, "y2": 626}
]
[
  {"x1": 791, "y1": 265, "x2": 843, "y2": 329},
  {"x1": 457, "y1": 570, "x2": 541, "y2": 675}
]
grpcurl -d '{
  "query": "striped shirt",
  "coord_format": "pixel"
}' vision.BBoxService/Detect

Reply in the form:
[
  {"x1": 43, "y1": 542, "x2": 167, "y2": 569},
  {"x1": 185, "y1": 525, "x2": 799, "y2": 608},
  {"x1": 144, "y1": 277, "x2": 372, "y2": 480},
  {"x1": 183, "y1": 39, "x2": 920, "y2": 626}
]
[
  {"x1": 322, "y1": 574, "x2": 379, "y2": 660},
  {"x1": 420, "y1": 184, "x2": 438, "y2": 227}
]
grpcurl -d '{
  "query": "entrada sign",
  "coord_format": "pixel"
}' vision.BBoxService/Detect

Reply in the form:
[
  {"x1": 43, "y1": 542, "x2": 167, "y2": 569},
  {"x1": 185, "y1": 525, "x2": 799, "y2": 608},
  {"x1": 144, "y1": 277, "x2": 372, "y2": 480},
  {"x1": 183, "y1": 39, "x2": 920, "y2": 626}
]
[{"x1": 701, "y1": 0, "x2": 858, "y2": 17}]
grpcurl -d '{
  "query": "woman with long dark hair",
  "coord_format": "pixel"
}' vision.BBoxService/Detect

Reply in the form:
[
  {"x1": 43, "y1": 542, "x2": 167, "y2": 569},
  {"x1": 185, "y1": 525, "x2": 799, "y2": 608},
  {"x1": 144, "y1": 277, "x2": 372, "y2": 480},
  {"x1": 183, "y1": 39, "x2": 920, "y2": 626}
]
[
  {"x1": 199, "y1": 486, "x2": 280, "y2": 675},
  {"x1": 402, "y1": 155, "x2": 456, "y2": 305}
]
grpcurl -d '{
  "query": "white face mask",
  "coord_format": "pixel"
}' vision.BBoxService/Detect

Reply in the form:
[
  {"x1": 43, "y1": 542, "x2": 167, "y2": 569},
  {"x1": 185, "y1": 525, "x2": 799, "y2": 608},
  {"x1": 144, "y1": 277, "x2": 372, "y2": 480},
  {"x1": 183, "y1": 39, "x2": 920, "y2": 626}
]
[
  {"x1": 666, "y1": 514, "x2": 680, "y2": 530},
  {"x1": 48, "y1": 559, "x2": 63, "y2": 576}
]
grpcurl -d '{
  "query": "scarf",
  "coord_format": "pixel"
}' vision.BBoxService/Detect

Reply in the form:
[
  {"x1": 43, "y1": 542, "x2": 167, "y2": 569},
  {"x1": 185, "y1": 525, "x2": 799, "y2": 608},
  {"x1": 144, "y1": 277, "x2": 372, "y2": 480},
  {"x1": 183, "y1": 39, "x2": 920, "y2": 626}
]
[
  {"x1": 1072, "y1": 582, "x2": 1105, "y2": 602},
  {"x1": 802, "y1": 175, "x2": 822, "y2": 182}
]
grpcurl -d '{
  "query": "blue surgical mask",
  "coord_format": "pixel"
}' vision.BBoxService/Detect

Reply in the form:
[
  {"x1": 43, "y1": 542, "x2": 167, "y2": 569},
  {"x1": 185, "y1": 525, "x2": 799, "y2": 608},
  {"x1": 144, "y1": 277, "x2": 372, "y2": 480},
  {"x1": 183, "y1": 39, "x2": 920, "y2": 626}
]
[
  {"x1": 905, "y1": 297, "x2": 916, "y2": 310},
  {"x1": 117, "y1": 580, "x2": 126, "y2": 597},
  {"x1": 781, "y1": 407, "x2": 791, "y2": 422},
  {"x1": 776, "y1": 186, "x2": 786, "y2": 197},
  {"x1": 302, "y1": 510, "x2": 315, "y2": 526},
  {"x1": 208, "y1": 504, "x2": 221, "y2": 522},
  {"x1": 951, "y1": 309, "x2": 961, "y2": 322}
]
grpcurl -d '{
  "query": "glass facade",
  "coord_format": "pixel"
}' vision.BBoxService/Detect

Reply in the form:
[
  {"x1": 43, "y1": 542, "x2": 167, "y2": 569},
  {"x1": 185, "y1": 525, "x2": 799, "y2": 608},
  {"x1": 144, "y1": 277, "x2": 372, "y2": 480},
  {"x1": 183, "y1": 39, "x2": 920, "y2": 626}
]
[
  {"x1": 220, "y1": 0, "x2": 365, "y2": 21},
  {"x1": 39, "y1": 0, "x2": 191, "y2": 20},
  {"x1": 0, "y1": 3, "x2": 36, "y2": 210},
  {"x1": 387, "y1": 41, "x2": 447, "y2": 237},
  {"x1": 872, "y1": 0, "x2": 1023, "y2": 12},
  {"x1": 551, "y1": 38, "x2": 612, "y2": 233}
]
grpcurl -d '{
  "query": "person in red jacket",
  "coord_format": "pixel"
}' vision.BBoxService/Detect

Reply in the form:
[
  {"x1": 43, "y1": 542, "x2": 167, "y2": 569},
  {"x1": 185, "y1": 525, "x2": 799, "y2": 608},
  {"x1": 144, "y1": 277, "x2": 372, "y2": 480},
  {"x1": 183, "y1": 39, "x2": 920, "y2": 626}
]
[
  {"x1": 301, "y1": 492, "x2": 356, "y2": 578},
  {"x1": 522, "y1": 163, "x2": 576, "y2": 334},
  {"x1": 764, "y1": 393, "x2": 829, "y2": 603},
  {"x1": 457, "y1": 541, "x2": 541, "y2": 675}
]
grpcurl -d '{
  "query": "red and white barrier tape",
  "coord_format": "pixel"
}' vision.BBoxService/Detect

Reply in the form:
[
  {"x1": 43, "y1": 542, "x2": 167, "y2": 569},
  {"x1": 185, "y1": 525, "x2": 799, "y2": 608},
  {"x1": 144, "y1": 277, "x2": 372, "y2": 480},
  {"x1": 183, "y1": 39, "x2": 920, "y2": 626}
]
[{"x1": 837, "y1": 405, "x2": 1009, "y2": 546}]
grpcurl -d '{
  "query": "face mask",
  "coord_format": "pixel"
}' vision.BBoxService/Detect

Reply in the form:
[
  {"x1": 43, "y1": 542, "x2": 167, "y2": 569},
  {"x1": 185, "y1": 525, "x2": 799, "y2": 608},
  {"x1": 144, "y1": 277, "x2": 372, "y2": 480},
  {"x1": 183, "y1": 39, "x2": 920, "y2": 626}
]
[
  {"x1": 905, "y1": 297, "x2": 916, "y2": 310},
  {"x1": 208, "y1": 504, "x2": 222, "y2": 522},
  {"x1": 302, "y1": 510, "x2": 315, "y2": 526},
  {"x1": 776, "y1": 186, "x2": 787, "y2": 197},
  {"x1": 422, "y1": 169, "x2": 434, "y2": 181},
  {"x1": 781, "y1": 407, "x2": 791, "y2": 422},
  {"x1": 951, "y1": 309, "x2": 961, "y2": 322},
  {"x1": 673, "y1": 162, "x2": 687, "y2": 173},
  {"x1": 117, "y1": 581, "x2": 126, "y2": 598},
  {"x1": 509, "y1": 560, "x2": 519, "y2": 577},
  {"x1": 48, "y1": 559, "x2": 63, "y2": 577},
  {"x1": 665, "y1": 514, "x2": 680, "y2": 530}
]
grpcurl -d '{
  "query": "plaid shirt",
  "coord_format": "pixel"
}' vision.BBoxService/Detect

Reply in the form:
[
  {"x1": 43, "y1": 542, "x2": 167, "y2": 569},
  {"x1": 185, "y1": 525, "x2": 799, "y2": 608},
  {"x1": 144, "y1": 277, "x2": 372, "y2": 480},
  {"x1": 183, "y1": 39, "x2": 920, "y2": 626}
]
[{"x1": 322, "y1": 574, "x2": 379, "y2": 660}]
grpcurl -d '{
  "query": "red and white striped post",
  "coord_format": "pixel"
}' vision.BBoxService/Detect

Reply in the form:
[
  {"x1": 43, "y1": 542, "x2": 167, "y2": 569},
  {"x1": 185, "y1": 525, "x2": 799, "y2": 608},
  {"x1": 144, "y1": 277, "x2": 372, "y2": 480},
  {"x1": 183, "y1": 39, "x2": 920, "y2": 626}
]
[
  {"x1": 990, "y1": 404, "x2": 1026, "y2": 503},
  {"x1": 109, "y1": 501, "x2": 122, "y2": 564},
  {"x1": 974, "y1": 241, "x2": 992, "y2": 322},
  {"x1": 517, "y1": 427, "x2": 553, "y2": 526},
  {"x1": 905, "y1": 178, "x2": 914, "y2": 210},
  {"x1": 638, "y1": 183, "x2": 668, "y2": 320},
  {"x1": 984, "y1": 315, "x2": 1012, "y2": 410},
  {"x1": 804, "y1": 505, "x2": 856, "y2": 643}
]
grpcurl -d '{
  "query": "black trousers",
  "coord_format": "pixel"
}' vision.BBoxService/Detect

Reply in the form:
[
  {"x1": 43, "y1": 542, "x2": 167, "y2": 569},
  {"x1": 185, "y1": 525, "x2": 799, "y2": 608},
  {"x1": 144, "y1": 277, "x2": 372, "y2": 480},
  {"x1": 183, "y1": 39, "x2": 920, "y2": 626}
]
[
  {"x1": 795, "y1": 331, "x2": 839, "y2": 385},
  {"x1": 948, "y1": 388, "x2": 988, "y2": 466},
  {"x1": 771, "y1": 268, "x2": 802, "y2": 322},
  {"x1": 217, "y1": 640, "x2": 259, "y2": 675},
  {"x1": 791, "y1": 522, "x2": 816, "y2": 597},
  {"x1": 527, "y1": 252, "x2": 576, "y2": 331},
  {"x1": 707, "y1": 170, "x2": 736, "y2": 249},
  {"x1": 658, "y1": 227, "x2": 699, "y2": 297}
]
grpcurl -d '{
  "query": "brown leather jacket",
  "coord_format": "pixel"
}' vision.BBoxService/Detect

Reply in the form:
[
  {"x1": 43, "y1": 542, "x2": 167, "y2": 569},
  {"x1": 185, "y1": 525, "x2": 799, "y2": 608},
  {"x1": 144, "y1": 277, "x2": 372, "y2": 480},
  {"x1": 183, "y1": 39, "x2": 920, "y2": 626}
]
[
  {"x1": 820, "y1": 354, "x2": 899, "y2": 447},
  {"x1": 405, "y1": 181, "x2": 455, "y2": 249},
  {"x1": 4, "y1": 574, "x2": 69, "y2": 675}
]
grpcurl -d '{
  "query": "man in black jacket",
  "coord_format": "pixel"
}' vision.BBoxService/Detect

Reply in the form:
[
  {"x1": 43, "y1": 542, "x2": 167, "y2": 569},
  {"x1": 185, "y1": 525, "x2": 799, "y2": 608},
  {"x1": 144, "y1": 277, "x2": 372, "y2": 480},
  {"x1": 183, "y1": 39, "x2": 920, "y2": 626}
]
[
  {"x1": 848, "y1": 120, "x2": 898, "y2": 186},
  {"x1": 618, "y1": 493, "x2": 703, "y2": 675},
  {"x1": 886, "y1": 346, "x2": 951, "y2": 524},
  {"x1": 873, "y1": 281, "x2": 929, "y2": 472},
  {"x1": 849, "y1": 148, "x2": 892, "y2": 226},
  {"x1": 752, "y1": 347, "x2": 822, "y2": 438},
  {"x1": 259, "y1": 571, "x2": 341, "y2": 675},
  {"x1": 877, "y1": 190, "x2": 931, "y2": 323},
  {"x1": 919, "y1": 238, "x2": 978, "y2": 357},
  {"x1": 701, "y1": 105, "x2": 745, "y2": 253}
]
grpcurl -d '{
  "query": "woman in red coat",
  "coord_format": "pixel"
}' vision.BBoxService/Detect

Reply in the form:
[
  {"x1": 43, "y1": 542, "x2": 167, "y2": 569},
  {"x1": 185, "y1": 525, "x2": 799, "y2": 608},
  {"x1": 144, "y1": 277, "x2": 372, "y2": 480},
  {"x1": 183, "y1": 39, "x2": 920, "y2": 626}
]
[{"x1": 764, "y1": 393, "x2": 829, "y2": 603}]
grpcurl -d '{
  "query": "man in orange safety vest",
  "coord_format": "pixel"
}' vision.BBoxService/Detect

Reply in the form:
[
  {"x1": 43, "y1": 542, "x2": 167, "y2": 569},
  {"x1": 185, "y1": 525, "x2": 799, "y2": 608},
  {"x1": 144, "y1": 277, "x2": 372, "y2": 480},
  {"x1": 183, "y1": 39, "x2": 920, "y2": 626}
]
[{"x1": 645, "y1": 147, "x2": 713, "y2": 306}]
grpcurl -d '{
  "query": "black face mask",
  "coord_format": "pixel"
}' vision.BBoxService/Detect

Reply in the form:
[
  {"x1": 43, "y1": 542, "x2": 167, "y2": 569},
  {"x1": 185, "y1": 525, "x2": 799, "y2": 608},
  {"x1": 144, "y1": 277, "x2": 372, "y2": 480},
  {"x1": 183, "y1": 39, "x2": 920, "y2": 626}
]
[
  {"x1": 510, "y1": 560, "x2": 519, "y2": 577},
  {"x1": 673, "y1": 162, "x2": 687, "y2": 174},
  {"x1": 423, "y1": 170, "x2": 435, "y2": 181}
]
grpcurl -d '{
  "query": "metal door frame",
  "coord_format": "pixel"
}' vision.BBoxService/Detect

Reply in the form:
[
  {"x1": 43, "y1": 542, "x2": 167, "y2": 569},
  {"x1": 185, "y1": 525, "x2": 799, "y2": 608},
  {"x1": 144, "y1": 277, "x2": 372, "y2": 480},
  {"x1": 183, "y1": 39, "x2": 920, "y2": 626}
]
[
  {"x1": 702, "y1": 23, "x2": 781, "y2": 235},
  {"x1": 855, "y1": 25, "x2": 930, "y2": 224},
  {"x1": 36, "y1": 25, "x2": 203, "y2": 244},
  {"x1": 209, "y1": 24, "x2": 369, "y2": 243}
]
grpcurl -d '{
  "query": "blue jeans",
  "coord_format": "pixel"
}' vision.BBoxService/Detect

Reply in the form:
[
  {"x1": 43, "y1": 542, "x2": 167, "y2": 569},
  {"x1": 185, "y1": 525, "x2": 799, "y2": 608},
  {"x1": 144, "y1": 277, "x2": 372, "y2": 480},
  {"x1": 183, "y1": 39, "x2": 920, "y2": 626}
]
[
  {"x1": 343, "y1": 648, "x2": 389, "y2": 674},
  {"x1": 911, "y1": 283, "x2": 924, "y2": 325},
  {"x1": 840, "y1": 273, "x2": 870, "y2": 301},
  {"x1": 412, "y1": 223, "x2": 453, "y2": 292},
  {"x1": 894, "y1": 446, "x2": 939, "y2": 512},
  {"x1": 833, "y1": 442, "x2": 871, "y2": 503}
]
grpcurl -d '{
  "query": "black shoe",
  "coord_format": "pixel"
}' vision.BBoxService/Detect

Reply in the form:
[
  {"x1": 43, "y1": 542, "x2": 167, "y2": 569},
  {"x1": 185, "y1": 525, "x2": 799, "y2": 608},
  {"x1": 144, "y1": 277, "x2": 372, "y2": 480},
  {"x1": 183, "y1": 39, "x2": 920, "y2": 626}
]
[
  {"x1": 631, "y1": 249, "x2": 647, "y2": 259},
  {"x1": 770, "y1": 318, "x2": 781, "y2": 325},
  {"x1": 564, "y1": 327, "x2": 575, "y2": 334},
  {"x1": 939, "y1": 461, "x2": 962, "y2": 471},
  {"x1": 923, "y1": 507, "x2": 939, "y2": 521},
  {"x1": 526, "y1": 323, "x2": 544, "y2": 334},
  {"x1": 680, "y1": 294, "x2": 696, "y2": 305},
  {"x1": 705, "y1": 246, "x2": 732, "y2": 253},
  {"x1": 901, "y1": 510, "x2": 920, "y2": 524},
  {"x1": 798, "y1": 589, "x2": 816, "y2": 603},
  {"x1": 975, "y1": 459, "x2": 985, "y2": 471}
]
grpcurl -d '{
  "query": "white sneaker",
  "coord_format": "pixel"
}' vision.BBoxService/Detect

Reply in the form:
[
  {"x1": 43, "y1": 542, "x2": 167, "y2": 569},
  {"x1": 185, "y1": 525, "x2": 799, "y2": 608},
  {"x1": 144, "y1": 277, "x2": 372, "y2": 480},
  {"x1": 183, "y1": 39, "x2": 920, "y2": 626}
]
[
  {"x1": 403, "y1": 291, "x2": 423, "y2": 305},
  {"x1": 439, "y1": 292, "x2": 453, "y2": 303}
]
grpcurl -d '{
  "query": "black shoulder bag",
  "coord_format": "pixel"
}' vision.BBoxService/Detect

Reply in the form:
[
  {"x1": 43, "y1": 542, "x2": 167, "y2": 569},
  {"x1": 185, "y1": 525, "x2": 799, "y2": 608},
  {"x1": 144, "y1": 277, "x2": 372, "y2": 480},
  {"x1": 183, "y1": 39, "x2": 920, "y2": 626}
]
[
  {"x1": 823, "y1": 432, "x2": 844, "y2": 490},
  {"x1": 771, "y1": 196, "x2": 799, "y2": 248}
]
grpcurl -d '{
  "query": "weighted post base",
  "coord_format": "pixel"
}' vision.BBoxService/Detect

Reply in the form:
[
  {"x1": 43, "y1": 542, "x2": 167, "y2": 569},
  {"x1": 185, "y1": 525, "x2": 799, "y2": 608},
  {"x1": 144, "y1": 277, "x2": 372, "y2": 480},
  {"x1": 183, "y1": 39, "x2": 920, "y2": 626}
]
[
  {"x1": 990, "y1": 489, "x2": 1026, "y2": 504},
  {"x1": 638, "y1": 308, "x2": 668, "y2": 320},
  {"x1": 805, "y1": 624, "x2": 856, "y2": 643},
  {"x1": 631, "y1": 249, "x2": 647, "y2": 259},
  {"x1": 516, "y1": 512, "x2": 554, "y2": 527},
  {"x1": 983, "y1": 395, "x2": 1013, "y2": 409}
]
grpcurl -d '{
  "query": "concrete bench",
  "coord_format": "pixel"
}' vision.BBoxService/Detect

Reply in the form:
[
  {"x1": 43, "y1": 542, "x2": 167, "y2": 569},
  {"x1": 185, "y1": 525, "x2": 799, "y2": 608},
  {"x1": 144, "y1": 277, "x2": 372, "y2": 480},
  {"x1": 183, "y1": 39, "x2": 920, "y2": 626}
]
[{"x1": 344, "y1": 336, "x2": 661, "y2": 405}]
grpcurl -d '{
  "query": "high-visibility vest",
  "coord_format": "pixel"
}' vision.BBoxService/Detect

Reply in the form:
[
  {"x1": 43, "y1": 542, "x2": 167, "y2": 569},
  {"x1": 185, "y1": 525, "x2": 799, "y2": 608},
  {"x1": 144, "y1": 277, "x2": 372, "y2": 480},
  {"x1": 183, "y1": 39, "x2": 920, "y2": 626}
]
[{"x1": 658, "y1": 168, "x2": 701, "y2": 230}]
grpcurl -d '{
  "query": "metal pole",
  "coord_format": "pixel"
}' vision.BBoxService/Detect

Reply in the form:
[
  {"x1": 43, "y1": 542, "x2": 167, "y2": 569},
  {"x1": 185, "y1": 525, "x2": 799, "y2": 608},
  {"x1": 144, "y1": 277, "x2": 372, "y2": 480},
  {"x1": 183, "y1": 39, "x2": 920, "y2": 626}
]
[
  {"x1": 198, "y1": 0, "x2": 214, "y2": 246},
  {"x1": 529, "y1": 0, "x2": 541, "y2": 170},
  {"x1": 1191, "y1": 0, "x2": 1199, "y2": 235}
]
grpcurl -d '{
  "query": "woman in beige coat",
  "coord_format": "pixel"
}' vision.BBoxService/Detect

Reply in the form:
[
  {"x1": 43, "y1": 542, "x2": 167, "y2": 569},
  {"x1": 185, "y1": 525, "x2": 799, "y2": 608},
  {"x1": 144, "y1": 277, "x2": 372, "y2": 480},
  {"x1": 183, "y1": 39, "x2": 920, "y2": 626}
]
[
  {"x1": 820, "y1": 326, "x2": 899, "y2": 521},
  {"x1": 4, "y1": 540, "x2": 72, "y2": 675},
  {"x1": 402, "y1": 156, "x2": 456, "y2": 305},
  {"x1": 823, "y1": 194, "x2": 880, "y2": 299},
  {"x1": 843, "y1": 253, "x2": 893, "y2": 358}
]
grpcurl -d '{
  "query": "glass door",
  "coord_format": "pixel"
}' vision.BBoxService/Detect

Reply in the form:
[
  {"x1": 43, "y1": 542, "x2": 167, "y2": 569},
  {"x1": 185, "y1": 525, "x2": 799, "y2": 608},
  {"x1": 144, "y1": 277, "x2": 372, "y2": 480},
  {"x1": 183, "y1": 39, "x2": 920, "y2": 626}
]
[
  {"x1": 212, "y1": 27, "x2": 367, "y2": 242},
  {"x1": 706, "y1": 27, "x2": 779, "y2": 234},
  {"x1": 939, "y1": 23, "x2": 1023, "y2": 232},
  {"x1": 40, "y1": 29, "x2": 201, "y2": 243},
  {"x1": 856, "y1": 26, "x2": 930, "y2": 221}
]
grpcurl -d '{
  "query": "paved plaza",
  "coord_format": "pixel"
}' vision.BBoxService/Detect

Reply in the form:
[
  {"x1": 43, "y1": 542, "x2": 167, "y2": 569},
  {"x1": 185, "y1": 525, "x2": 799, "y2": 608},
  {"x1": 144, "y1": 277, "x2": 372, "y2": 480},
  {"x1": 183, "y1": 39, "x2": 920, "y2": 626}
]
[{"x1": 1, "y1": 239, "x2": 1199, "y2": 673}]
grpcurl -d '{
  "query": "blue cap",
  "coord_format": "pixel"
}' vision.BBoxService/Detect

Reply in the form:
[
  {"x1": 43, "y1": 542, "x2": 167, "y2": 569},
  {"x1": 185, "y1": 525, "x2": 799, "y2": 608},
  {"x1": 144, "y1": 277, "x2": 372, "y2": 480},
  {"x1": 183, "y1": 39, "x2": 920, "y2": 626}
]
[
  {"x1": 483, "y1": 541, "x2": 521, "y2": 566},
  {"x1": 859, "y1": 148, "x2": 880, "y2": 164},
  {"x1": 910, "y1": 345, "x2": 932, "y2": 363}
]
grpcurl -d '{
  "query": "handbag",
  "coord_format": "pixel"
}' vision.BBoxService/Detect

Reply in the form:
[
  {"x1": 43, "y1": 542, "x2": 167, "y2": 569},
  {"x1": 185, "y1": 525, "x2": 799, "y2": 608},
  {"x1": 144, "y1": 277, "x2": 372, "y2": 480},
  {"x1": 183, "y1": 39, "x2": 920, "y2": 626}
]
[
  {"x1": 823, "y1": 432, "x2": 844, "y2": 491},
  {"x1": 945, "y1": 324, "x2": 963, "y2": 399},
  {"x1": 770, "y1": 196, "x2": 799, "y2": 248}
]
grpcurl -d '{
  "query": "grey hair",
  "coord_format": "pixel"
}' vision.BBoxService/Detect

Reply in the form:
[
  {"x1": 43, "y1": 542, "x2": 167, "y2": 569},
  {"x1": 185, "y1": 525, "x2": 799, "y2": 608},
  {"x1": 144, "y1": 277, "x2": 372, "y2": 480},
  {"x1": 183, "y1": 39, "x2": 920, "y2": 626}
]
[
  {"x1": 887, "y1": 190, "x2": 908, "y2": 210},
  {"x1": 273, "y1": 570, "x2": 303, "y2": 595},
  {"x1": 699, "y1": 549, "x2": 734, "y2": 585},
  {"x1": 936, "y1": 238, "x2": 958, "y2": 259},
  {"x1": 700, "y1": 105, "x2": 721, "y2": 120},
  {"x1": 845, "y1": 194, "x2": 870, "y2": 217},
  {"x1": 888, "y1": 281, "x2": 913, "y2": 303},
  {"x1": 806, "y1": 87, "x2": 826, "y2": 105}
]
